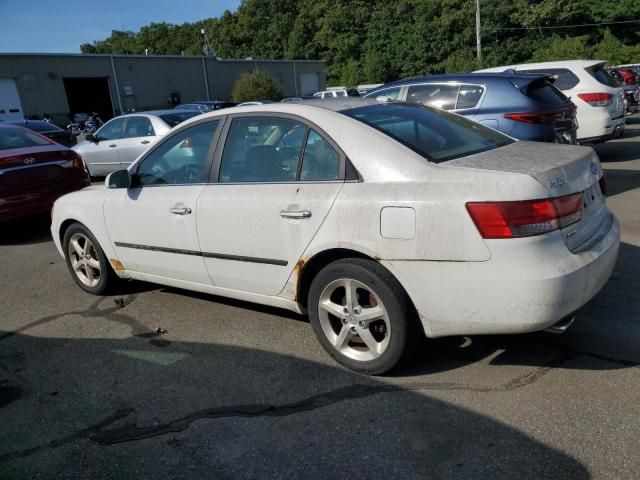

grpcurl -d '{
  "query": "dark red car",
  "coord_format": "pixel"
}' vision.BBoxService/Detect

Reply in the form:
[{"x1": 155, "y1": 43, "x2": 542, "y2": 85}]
[{"x1": 0, "y1": 124, "x2": 90, "y2": 222}]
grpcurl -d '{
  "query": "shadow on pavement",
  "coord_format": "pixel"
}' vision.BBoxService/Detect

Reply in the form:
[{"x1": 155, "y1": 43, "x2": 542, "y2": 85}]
[
  {"x1": 603, "y1": 169, "x2": 640, "y2": 197},
  {"x1": 0, "y1": 330, "x2": 589, "y2": 479},
  {"x1": 0, "y1": 214, "x2": 52, "y2": 246}
]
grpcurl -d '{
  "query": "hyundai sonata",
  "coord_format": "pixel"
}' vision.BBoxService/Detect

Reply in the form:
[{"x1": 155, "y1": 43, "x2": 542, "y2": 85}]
[{"x1": 51, "y1": 99, "x2": 619, "y2": 374}]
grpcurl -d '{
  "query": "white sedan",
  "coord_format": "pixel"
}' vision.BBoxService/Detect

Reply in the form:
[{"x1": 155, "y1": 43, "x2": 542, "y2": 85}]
[
  {"x1": 51, "y1": 100, "x2": 620, "y2": 374},
  {"x1": 72, "y1": 110, "x2": 201, "y2": 176}
]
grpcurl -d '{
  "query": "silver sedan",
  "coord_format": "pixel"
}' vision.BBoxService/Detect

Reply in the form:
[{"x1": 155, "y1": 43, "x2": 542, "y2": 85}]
[{"x1": 72, "y1": 110, "x2": 201, "y2": 176}]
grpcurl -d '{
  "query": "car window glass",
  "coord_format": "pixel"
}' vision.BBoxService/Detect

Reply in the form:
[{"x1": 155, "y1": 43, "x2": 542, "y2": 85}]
[
  {"x1": 136, "y1": 120, "x2": 219, "y2": 186},
  {"x1": 0, "y1": 127, "x2": 51, "y2": 150},
  {"x1": 124, "y1": 116, "x2": 155, "y2": 138},
  {"x1": 158, "y1": 111, "x2": 201, "y2": 128},
  {"x1": 456, "y1": 85, "x2": 484, "y2": 109},
  {"x1": 366, "y1": 86, "x2": 401, "y2": 101},
  {"x1": 518, "y1": 69, "x2": 580, "y2": 91},
  {"x1": 96, "y1": 118, "x2": 125, "y2": 140},
  {"x1": 300, "y1": 130, "x2": 341, "y2": 181},
  {"x1": 344, "y1": 103, "x2": 513, "y2": 163},
  {"x1": 335, "y1": 91, "x2": 347, "y2": 97},
  {"x1": 587, "y1": 66, "x2": 618, "y2": 88},
  {"x1": 407, "y1": 84, "x2": 459, "y2": 110},
  {"x1": 219, "y1": 117, "x2": 306, "y2": 183},
  {"x1": 525, "y1": 79, "x2": 569, "y2": 106}
]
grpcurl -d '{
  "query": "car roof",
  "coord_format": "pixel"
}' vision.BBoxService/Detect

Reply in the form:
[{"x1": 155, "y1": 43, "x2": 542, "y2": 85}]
[
  {"x1": 476, "y1": 59, "x2": 608, "y2": 72},
  {"x1": 119, "y1": 109, "x2": 193, "y2": 118},
  {"x1": 369, "y1": 72, "x2": 551, "y2": 89},
  {"x1": 4, "y1": 119, "x2": 63, "y2": 131}
]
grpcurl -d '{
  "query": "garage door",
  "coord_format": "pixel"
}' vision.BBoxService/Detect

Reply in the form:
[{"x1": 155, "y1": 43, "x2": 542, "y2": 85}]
[
  {"x1": 0, "y1": 79, "x2": 24, "y2": 122},
  {"x1": 300, "y1": 73, "x2": 320, "y2": 96}
]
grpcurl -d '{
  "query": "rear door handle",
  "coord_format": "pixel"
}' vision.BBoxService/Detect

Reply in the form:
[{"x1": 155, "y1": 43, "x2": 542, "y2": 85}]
[
  {"x1": 280, "y1": 210, "x2": 312, "y2": 219},
  {"x1": 169, "y1": 207, "x2": 192, "y2": 215},
  {"x1": 109, "y1": 144, "x2": 117, "y2": 148},
  {"x1": 141, "y1": 140, "x2": 150, "y2": 144}
]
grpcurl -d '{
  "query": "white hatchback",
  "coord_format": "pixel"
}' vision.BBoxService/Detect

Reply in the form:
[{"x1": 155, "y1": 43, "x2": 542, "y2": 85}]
[
  {"x1": 477, "y1": 60, "x2": 625, "y2": 143},
  {"x1": 51, "y1": 100, "x2": 620, "y2": 374}
]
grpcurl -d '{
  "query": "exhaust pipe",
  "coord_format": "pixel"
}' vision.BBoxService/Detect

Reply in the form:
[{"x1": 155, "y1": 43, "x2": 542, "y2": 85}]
[{"x1": 544, "y1": 315, "x2": 575, "y2": 334}]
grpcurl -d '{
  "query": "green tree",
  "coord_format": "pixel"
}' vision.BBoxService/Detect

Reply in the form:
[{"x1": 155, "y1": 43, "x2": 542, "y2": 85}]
[{"x1": 231, "y1": 71, "x2": 284, "y2": 101}]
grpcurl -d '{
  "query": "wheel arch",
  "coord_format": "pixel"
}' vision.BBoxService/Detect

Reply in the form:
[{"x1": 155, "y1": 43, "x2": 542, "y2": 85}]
[{"x1": 296, "y1": 248, "x2": 421, "y2": 331}]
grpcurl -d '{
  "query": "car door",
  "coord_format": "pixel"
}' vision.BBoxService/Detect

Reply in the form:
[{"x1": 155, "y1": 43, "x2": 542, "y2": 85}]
[
  {"x1": 196, "y1": 115, "x2": 345, "y2": 296},
  {"x1": 115, "y1": 116, "x2": 158, "y2": 168},
  {"x1": 103, "y1": 119, "x2": 222, "y2": 285},
  {"x1": 83, "y1": 117, "x2": 125, "y2": 175}
]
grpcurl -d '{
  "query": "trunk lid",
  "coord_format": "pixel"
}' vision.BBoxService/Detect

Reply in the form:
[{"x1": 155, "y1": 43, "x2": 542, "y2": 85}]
[
  {"x1": 446, "y1": 141, "x2": 606, "y2": 251},
  {"x1": 0, "y1": 145, "x2": 79, "y2": 192}
]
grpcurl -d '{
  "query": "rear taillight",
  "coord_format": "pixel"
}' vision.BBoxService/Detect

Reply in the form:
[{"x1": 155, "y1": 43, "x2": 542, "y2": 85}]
[
  {"x1": 503, "y1": 109, "x2": 573, "y2": 125},
  {"x1": 466, "y1": 193, "x2": 583, "y2": 239},
  {"x1": 63, "y1": 152, "x2": 88, "y2": 173},
  {"x1": 577, "y1": 93, "x2": 613, "y2": 107},
  {"x1": 599, "y1": 174, "x2": 607, "y2": 195}
]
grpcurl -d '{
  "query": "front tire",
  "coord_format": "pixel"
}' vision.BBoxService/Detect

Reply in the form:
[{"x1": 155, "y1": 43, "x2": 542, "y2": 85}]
[
  {"x1": 63, "y1": 223, "x2": 119, "y2": 295},
  {"x1": 308, "y1": 258, "x2": 418, "y2": 375}
]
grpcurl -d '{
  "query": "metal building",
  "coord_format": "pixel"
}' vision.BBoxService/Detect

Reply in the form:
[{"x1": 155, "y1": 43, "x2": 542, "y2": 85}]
[{"x1": 0, "y1": 53, "x2": 326, "y2": 124}]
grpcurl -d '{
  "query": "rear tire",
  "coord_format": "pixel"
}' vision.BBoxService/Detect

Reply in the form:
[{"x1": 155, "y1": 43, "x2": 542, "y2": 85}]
[
  {"x1": 63, "y1": 223, "x2": 119, "y2": 295},
  {"x1": 308, "y1": 258, "x2": 418, "y2": 375}
]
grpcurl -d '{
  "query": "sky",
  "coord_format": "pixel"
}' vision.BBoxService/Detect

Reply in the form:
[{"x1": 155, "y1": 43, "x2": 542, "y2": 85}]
[{"x1": 0, "y1": 0, "x2": 241, "y2": 53}]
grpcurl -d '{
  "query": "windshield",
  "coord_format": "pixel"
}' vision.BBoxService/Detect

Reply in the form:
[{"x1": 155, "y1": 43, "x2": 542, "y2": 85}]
[
  {"x1": 0, "y1": 127, "x2": 51, "y2": 150},
  {"x1": 159, "y1": 111, "x2": 202, "y2": 128},
  {"x1": 342, "y1": 103, "x2": 513, "y2": 163}
]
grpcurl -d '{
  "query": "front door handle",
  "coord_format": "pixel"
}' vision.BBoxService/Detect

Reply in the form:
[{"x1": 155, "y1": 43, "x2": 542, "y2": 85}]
[
  {"x1": 170, "y1": 207, "x2": 192, "y2": 215},
  {"x1": 109, "y1": 144, "x2": 117, "y2": 148},
  {"x1": 280, "y1": 210, "x2": 312, "y2": 219},
  {"x1": 141, "y1": 140, "x2": 150, "y2": 144}
]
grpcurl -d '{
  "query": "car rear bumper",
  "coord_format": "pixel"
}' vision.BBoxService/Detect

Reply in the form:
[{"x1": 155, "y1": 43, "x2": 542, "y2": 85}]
[
  {"x1": 382, "y1": 212, "x2": 620, "y2": 338},
  {"x1": 577, "y1": 107, "x2": 625, "y2": 142}
]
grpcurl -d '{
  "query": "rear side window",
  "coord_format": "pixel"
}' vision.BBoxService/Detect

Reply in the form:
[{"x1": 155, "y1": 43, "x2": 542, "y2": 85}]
[
  {"x1": 518, "y1": 68, "x2": 580, "y2": 91},
  {"x1": 525, "y1": 79, "x2": 569, "y2": 106},
  {"x1": 124, "y1": 116, "x2": 155, "y2": 138},
  {"x1": 586, "y1": 66, "x2": 618, "y2": 88},
  {"x1": 0, "y1": 128, "x2": 51, "y2": 150},
  {"x1": 456, "y1": 85, "x2": 484, "y2": 109},
  {"x1": 406, "y1": 84, "x2": 458, "y2": 110},
  {"x1": 343, "y1": 103, "x2": 513, "y2": 163}
]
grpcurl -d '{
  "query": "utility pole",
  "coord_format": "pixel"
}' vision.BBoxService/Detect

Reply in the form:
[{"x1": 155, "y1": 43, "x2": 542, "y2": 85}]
[{"x1": 475, "y1": 0, "x2": 482, "y2": 63}]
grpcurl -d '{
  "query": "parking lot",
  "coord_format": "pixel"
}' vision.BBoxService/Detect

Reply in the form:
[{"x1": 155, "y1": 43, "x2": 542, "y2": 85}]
[{"x1": 1, "y1": 118, "x2": 639, "y2": 479}]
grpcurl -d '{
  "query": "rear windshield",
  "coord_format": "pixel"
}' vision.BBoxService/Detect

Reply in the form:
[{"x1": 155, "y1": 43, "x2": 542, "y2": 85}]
[
  {"x1": 159, "y1": 111, "x2": 201, "y2": 128},
  {"x1": 0, "y1": 127, "x2": 51, "y2": 150},
  {"x1": 343, "y1": 103, "x2": 513, "y2": 163},
  {"x1": 526, "y1": 79, "x2": 570, "y2": 106},
  {"x1": 587, "y1": 66, "x2": 618, "y2": 88}
]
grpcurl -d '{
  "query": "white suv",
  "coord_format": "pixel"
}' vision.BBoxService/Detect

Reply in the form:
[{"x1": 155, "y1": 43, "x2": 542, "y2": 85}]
[{"x1": 477, "y1": 60, "x2": 625, "y2": 143}]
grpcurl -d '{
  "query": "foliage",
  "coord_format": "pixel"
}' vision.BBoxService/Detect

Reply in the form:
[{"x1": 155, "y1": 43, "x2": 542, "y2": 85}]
[
  {"x1": 231, "y1": 71, "x2": 283, "y2": 102},
  {"x1": 81, "y1": 0, "x2": 640, "y2": 85}
]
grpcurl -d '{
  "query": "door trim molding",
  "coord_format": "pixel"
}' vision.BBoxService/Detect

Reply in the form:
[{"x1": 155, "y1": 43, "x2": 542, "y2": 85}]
[{"x1": 114, "y1": 241, "x2": 288, "y2": 266}]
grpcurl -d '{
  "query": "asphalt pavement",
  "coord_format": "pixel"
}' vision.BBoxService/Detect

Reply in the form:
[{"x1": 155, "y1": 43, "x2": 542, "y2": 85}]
[{"x1": 1, "y1": 119, "x2": 639, "y2": 479}]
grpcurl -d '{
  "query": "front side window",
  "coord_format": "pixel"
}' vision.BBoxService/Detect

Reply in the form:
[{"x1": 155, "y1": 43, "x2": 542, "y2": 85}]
[
  {"x1": 300, "y1": 130, "x2": 340, "y2": 181},
  {"x1": 136, "y1": 120, "x2": 219, "y2": 186},
  {"x1": 406, "y1": 84, "x2": 459, "y2": 110},
  {"x1": 219, "y1": 117, "x2": 306, "y2": 183},
  {"x1": 124, "y1": 116, "x2": 155, "y2": 138},
  {"x1": 96, "y1": 118, "x2": 126, "y2": 141},
  {"x1": 343, "y1": 103, "x2": 513, "y2": 163}
]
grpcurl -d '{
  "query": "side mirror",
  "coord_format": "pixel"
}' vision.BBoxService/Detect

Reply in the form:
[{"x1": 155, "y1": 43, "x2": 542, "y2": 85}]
[
  {"x1": 105, "y1": 169, "x2": 131, "y2": 189},
  {"x1": 85, "y1": 133, "x2": 97, "y2": 143}
]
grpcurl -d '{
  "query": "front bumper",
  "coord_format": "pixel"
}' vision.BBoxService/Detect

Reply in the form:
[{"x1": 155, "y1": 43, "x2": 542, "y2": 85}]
[{"x1": 382, "y1": 213, "x2": 620, "y2": 338}]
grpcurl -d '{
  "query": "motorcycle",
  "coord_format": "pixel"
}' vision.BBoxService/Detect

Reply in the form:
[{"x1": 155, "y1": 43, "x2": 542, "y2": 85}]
[{"x1": 66, "y1": 112, "x2": 104, "y2": 136}]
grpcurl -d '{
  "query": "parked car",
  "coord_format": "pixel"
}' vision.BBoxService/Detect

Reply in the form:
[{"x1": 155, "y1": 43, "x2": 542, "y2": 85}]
[
  {"x1": 51, "y1": 100, "x2": 619, "y2": 374},
  {"x1": 5, "y1": 119, "x2": 76, "y2": 147},
  {"x1": 313, "y1": 88, "x2": 360, "y2": 99},
  {"x1": 73, "y1": 110, "x2": 201, "y2": 176},
  {"x1": 477, "y1": 60, "x2": 625, "y2": 143},
  {"x1": 364, "y1": 72, "x2": 578, "y2": 144},
  {"x1": 0, "y1": 124, "x2": 89, "y2": 222},
  {"x1": 608, "y1": 68, "x2": 639, "y2": 114},
  {"x1": 175, "y1": 101, "x2": 237, "y2": 113}
]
